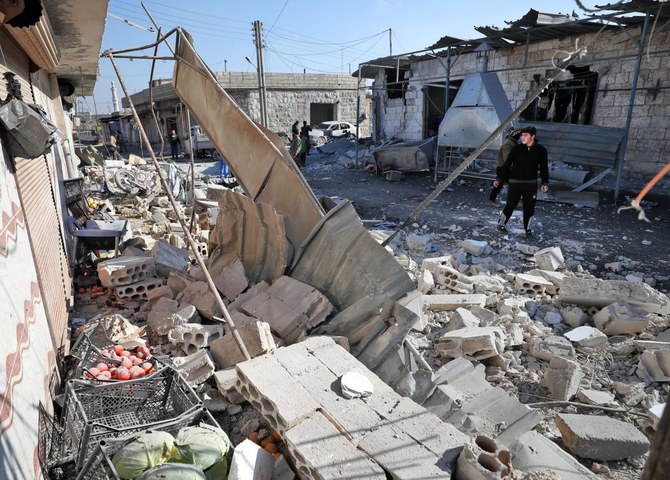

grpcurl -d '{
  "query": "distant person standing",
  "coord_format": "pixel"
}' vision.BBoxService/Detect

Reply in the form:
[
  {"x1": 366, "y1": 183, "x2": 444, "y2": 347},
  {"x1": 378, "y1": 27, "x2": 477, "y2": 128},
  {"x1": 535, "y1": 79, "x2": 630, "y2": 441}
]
[
  {"x1": 289, "y1": 132, "x2": 301, "y2": 165},
  {"x1": 493, "y1": 126, "x2": 549, "y2": 238},
  {"x1": 168, "y1": 129, "x2": 181, "y2": 160},
  {"x1": 489, "y1": 128, "x2": 521, "y2": 205},
  {"x1": 298, "y1": 132, "x2": 308, "y2": 167},
  {"x1": 108, "y1": 132, "x2": 122, "y2": 160},
  {"x1": 300, "y1": 121, "x2": 312, "y2": 155},
  {"x1": 291, "y1": 121, "x2": 300, "y2": 136}
]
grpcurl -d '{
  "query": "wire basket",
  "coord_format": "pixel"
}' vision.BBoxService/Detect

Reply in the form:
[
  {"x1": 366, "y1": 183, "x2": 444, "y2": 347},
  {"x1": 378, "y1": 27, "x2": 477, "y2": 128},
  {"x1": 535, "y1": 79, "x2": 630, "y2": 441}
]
[
  {"x1": 76, "y1": 409, "x2": 224, "y2": 480},
  {"x1": 62, "y1": 367, "x2": 202, "y2": 469}
]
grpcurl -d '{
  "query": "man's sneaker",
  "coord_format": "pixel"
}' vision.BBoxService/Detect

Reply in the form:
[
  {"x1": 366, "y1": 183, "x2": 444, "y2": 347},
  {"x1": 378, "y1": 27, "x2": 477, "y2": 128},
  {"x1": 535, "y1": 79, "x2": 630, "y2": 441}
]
[
  {"x1": 525, "y1": 230, "x2": 534, "y2": 239},
  {"x1": 497, "y1": 225, "x2": 507, "y2": 234}
]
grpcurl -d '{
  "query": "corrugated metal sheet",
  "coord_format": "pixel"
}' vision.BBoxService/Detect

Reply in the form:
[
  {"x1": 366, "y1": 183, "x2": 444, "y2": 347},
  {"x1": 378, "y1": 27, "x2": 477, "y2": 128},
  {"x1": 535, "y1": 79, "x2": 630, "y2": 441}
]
[{"x1": 2, "y1": 30, "x2": 70, "y2": 352}]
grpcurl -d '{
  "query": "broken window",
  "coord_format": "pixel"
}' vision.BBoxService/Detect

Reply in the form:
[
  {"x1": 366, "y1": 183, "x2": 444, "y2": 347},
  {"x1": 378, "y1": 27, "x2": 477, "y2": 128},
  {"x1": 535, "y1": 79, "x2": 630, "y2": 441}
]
[
  {"x1": 521, "y1": 65, "x2": 598, "y2": 125},
  {"x1": 385, "y1": 68, "x2": 409, "y2": 99}
]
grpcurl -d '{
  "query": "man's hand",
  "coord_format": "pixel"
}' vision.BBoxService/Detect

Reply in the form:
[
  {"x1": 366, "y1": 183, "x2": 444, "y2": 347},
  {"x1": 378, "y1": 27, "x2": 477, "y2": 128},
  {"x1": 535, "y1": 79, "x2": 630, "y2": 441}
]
[
  {"x1": 540, "y1": 183, "x2": 549, "y2": 193},
  {"x1": 493, "y1": 179, "x2": 501, "y2": 188}
]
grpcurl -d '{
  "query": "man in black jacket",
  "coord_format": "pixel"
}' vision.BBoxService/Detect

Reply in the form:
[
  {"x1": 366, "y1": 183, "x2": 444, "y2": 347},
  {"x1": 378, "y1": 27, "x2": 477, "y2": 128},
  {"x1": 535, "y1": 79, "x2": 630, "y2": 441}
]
[{"x1": 493, "y1": 126, "x2": 549, "y2": 238}]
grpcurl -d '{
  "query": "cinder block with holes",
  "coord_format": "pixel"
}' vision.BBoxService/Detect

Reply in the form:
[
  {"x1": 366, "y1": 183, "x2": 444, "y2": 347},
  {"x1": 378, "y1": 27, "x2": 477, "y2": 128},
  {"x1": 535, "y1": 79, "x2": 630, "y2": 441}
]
[
  {"x1": 515, "y1": 273, "x2": 554, "y2": 296},
  {"x1": 456, "y1": 435, "x2": 512, "y2": 480},
  {"x1": 114, "y1": 277, "x2": 165, "y2": 301},
  {"x1": 97, "y1": 257, "x2": 156, "y2": 287},
  {"x1": 167, "y1": 323, "x2": 224, "y2": 354}
]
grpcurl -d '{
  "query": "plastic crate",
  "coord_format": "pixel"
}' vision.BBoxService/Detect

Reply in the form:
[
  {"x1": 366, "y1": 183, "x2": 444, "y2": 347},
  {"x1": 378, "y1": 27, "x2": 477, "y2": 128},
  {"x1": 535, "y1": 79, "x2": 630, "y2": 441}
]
[
  {"x1": 70, "y1": 323, "x2": 115, "y2": 361},
  {"x1": 76, "y1": 409, "x2": 224, "y2": 480},
  {"x1": 62, "y1": 367, "x2": 202, "y2": 469},
  {"x1": 38, "y1": 402, "x2": 77, "y2": 479},
  {"x1": 72, "y1": 344, "x2": 164, "y2": 386}
]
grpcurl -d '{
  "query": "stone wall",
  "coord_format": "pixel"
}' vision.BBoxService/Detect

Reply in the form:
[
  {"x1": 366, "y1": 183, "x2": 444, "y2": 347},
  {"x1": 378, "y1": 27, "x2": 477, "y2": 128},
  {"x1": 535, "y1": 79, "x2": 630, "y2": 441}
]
[{"x1": 371, "y1": 25, "x2": 670, "y2": 175}]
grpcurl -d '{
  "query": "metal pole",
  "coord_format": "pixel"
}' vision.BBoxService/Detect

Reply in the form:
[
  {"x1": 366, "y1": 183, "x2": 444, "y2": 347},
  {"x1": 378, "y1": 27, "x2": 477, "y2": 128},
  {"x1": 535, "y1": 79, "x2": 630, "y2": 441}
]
[
  {"x1": 355, "y1": 64, "x2": 362, "y2": 168},
  {"x1": 257, "y1": 21, "x2": 269, "y2": 128},
  {"x1": 253, "y1": 21, "x2": 267, "y2": 127},
  {"x1": 107, "y1": 54, "x2": 251, "y2": 362},
  {"x1": 389, "y1": 28, "x2": 392, "y2": 56},
  {"x1": 615, "y1": 10, "x2": 650, "y2": 202},
  {"x1": 186, "y1": 109, "x2": 197, "y2": 235},
  {"x1": 445, "y1": 47, "x2": 451, "y2": 113}
]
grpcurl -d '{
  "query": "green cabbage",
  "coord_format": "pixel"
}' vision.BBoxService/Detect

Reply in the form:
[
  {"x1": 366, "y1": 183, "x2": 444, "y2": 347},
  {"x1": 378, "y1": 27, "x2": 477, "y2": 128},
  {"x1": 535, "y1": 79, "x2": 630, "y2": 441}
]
[
  {"x1": 136, "y1": 463, "x2": 206, "y2": 479},
  {"x1": 112, "y1": 431, "x2": 175, "y2": 479},
  {"x1": 170, "y1": 425, "x2": 230, "y2": 471},
  {"x1": 204, "y1": 458, "x2": 229, "y2": 480}
]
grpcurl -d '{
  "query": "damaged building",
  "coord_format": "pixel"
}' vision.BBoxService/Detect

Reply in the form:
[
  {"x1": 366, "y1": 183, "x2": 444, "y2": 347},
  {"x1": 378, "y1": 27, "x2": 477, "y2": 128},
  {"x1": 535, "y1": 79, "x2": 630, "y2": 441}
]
[{"x1": 358, "y1": 3, "x2": 670, "y2": 186}]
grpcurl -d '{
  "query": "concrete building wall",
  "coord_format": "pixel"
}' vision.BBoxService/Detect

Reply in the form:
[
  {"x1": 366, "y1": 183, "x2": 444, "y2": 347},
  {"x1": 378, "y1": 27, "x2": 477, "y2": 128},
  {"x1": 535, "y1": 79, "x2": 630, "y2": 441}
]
[{"x1": 371, "y1": 24, "x2": 670, "y2": 175}]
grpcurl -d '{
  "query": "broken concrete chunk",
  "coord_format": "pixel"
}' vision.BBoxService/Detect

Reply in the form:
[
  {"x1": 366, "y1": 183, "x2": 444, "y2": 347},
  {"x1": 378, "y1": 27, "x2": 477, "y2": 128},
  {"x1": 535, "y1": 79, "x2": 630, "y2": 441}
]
[
  {"x1": 151, "y1": 240, "x2": 190, "y2": 277},
  {"x1": 397, "y1": 290, "x2": 427, "y2": 332},
  {"x1": 593, "y1": 300, "x2": 651, "y2": 335},
  {"x1": 421, "y1": 255, "x2": 455, "y2": 273},
  {"x1": 167, "y1": 323, "x2": 224, "y2": 354},
  {"x1": 561, "y1": 306, "x2": 589, "y2": 328},
  {"x1": 436, "y1": 327, "x2": 505, "y2": 360},
  {"x1": 555, "y1": 413, "x2": 650, "y2": 461},
  {"x1": 424, "y1": 365, "x2": 491, "y2": 419},
  {"x1": 636, "y1": 349, "x2": 670, "y2": 382},
  {"x1": 576, "y1": 389, "x2": 616, "y2": 406},
  {"x1": 649, "y1": 403, "x2": 666, "y2": 430},
  {"x1": 179, "y1": 280, "x2": 222, "y2": 320},
  {"x1": 209, "y1": 321, "x2": 276, "y2": 369},
  {"x1": 469, "y1": 274, "x2": 506, "y2": 294},
  {"x1": 461, "y1": 239, "x2": 491, "y2": 257},
  {"x1": 114, "y1": 277, "x2": 165, "y2": 302},
  {"x1": 530, "y1": 335, "x2": 575, "y2": 362},
  {"x1": 424, "y1": 293, "x2": 487, "y2": 312},
  {"x1": 340, "y1": 371, "x2": 374, "y2": 399},
  {"x1": 171, "y1": 348, "x2": 216, "y2": 386},
  {"x1": 560, "y1": 277, "x2": 670, "y2": 314},
  {"x1": 515, "y1": 273, "x2": 554, "y2": 296},
  {"x1": 97, "y1": 256, "x2": 156, "y2": 287},
  {"x1": 213, "y1": 368, "x2": 245, "y2": 404},
  {"x1": 211, "y1": 257, "x2": 249, "y2": 301},
  {"x1": 456, "y1": 435, "x2": 512, "y2": 480},
  {"x1": 563, "y1": 326, "x2": 608, "y2": 349},
  {"x1": 146, "y1": 297, "x2": 183, "y2": 334},
  {"x1": 534, "y1": 246, "x2": 565, "y2": 271},
  {"x1": 541, "y1": 356, "x2": 583, "y2": 401},
  {"x1": 418, "y1": 269, "x2": 435, "y2": 294}
]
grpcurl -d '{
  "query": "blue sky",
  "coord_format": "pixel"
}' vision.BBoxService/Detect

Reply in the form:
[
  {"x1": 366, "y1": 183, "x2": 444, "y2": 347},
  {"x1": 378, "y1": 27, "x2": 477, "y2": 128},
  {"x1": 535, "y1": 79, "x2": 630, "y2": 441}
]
[{"x1": 85, "y1": 0, "x2": 600, "y2": 114}]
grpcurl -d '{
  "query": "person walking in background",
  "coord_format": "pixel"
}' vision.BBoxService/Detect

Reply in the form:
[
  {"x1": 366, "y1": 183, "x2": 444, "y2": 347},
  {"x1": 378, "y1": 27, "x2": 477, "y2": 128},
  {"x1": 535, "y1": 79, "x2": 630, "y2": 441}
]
[
  {"x1": 289, "y1": 131, "x2": 301, "y2": 165},
  {"x1": 493, "y1": 126, "x2": 549, "y2": 238},
  {"x1": 291, "y1": 120, "x2": 300, "y2": 136},
  {"x1": 168, "y1": 129, "x2": 181, "y2": 160},
  {"x1": 298, "y1": 132, "x2": 308, "y2": 167},
  {"x1": 108, "y1": 131, "x2": 122, "y2": 160},
  {"x1": 300, "y1": 121, "x2": 312, "y2": 155},
  {"x1": 489, "y1": 127, "x2": 521, "y2": 205}
]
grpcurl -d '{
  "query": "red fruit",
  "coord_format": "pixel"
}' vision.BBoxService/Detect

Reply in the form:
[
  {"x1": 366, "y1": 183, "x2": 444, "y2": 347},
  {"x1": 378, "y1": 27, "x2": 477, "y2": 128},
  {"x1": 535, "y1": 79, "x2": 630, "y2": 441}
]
[
  {"x1": 113, "y1": 345, "x2": 124, "y2": 356},
  {"x1": 116, "y1": 367, "x2": 130, "y2": 380},
  {"x1": 97, "y1": 371, "x2": 112, "y2": 381},
  {"x1": 120, "y1": 350, "x2": 131, "y2": 358},
  {"x1": 130, "y1": 369, "x2": 145, "y2": 379},
  {"x1": 140, "y1": 362, "x2": 153, "y2": 373},
  {"x1": 85, "y1": 367, "x2": 101, "y2": 379},
  {"x1": 109, "y1": 367, "x2": 118, "y2": 378},
  {"x1": 96, "y1": 363, "x2": 109, "y2": 372},
  {"x1": 101, "y1": 349, "x2": 110, "y2": 357},
  {"x1": 129, "y1": 355, "x2": 140, "y2": 364}
]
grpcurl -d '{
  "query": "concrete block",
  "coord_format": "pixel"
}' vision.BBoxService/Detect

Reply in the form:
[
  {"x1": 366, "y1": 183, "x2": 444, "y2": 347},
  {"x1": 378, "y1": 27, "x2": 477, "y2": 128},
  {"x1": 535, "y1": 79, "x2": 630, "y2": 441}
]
[
  {"x1": 239, "y1": 276, "x2": 332, "y2": 343},
  {"x1": 637, "y1": 349, "x2": 670, "y2": 382},
  {"x1": 212, "y1": 257, "x2": 249, "y2": 301},
  {"x1": 508, "y1": 431, "x2": 595, "y2": 480},
  {"x1": 470, "y1": 306, "x2": 499, "y2": 326},
  {"x1": 418, "y1": 269, "x2": 435, "y2": 294},
  {"x1": 179, "y1": 280, "x2": 222, "y2": 320},
  {"x1": 284, "y1": 412, "x2": 386, "y2": 480},
  {"x1": 469, "y1": 274, "x2": 506, "y2": 294},
  {"x1": 213, "y1": 368, "x2": 245, "y2": 404},
  {"x1": 146, "y1": 297, "x2": 182, "y2": 334},
  {"x1": 560, "y1": 277, "x2": 670, "y2": 314},
  {"x1": 358, "y1": 425, "x2": 454, "y2": 479},
  {"x1": 398, "y1": 290, "x2": 427, "y2": 332},
  {"x1": 496, "y1": 297, "x2": 529, "y2": 316},
  {"x1": 235, "y1": 353, "x2": 321, "y2": 433},
  {"x1": 228, "y1": 439, "x2": 274, "y2": 480},
  {"x1": 561, "y1": 306, "x2": 589, "y2": 328},
  {"x1": 172, "y1": 348, "x2": 216, "y2": 386},
  {"x1": 515, "y1": 273, "x2": 554, "y2": 296},
  {"x1": 541, "y1": 356, "x2": 583, "y2": 401},
  {"x1": 449, "y1": 308, "x2": 481, "y2": 330},
  {"x1": 555, "y1": 413, "x2": 650, "y2": 461},
  {"x1": 422, "y1": 255, "x2": 455, "y2": 273},
  {"x1": 210, "y1": 321, "x2": 276, "y2": 369},
  {"x1": 424, "y1": 365, "x2": 492, "y2": 420},
  {"x1": 97, "y1": 256, "x2": 156, "y2": 287},
  {"x1": 146, "y1": 284, "x2": 176, "y2": 303},
  {"x1": 564, "y1": 326, "x2": 608, "y2": 349},
  {"x1": 635, "y1": 340, "x2": 670, "y2": 352},
  {"x1": 534, "y1": 246, "x2": 565, "y2": 271},
  {"x1": 167, "y1": 271, "x2": 191, "y2": 293},
  {"x1": 434, "y1": 265, "x2": 474, "y2": 294},
  {"x1": 529, "y1": 335, "x2": 575, "y2": 361},
  {"x1": 461, "y1": 239, "x2": 490, "y2": 256},
  {"x1": 436, "y1": 327, "x2": 505, "y2": 360},
  {"x1": 114, "y1": 277, "x2": 166, "y2": 302},
  {"x1": 576, "y1": 389, "x2": 616, "y2": 406},
  {"x1": 455, "y1": 435, "x2": 512, "y2": 480},
  {"x1": 424, "y1": 294, "x2": 487, "y2": 312},
  {"x1": 431, "y1": 357, "x2": 475, "y2": 385},
  {"x1": 167, "y1": 323, "x2": 224, "y2": 354},
  {"x1": 151, "y1": 240, "x2": 190, "y2": 277},
  {"x1": 593, "y1": 300, "x2": 651, "y2": 335}
]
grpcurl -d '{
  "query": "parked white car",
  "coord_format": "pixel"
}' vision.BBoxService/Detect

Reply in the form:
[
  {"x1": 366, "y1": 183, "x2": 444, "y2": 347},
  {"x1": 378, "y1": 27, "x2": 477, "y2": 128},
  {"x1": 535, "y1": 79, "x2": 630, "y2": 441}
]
[{"x1": 309, "y1": 121, "x2": 358, "y2": 146}]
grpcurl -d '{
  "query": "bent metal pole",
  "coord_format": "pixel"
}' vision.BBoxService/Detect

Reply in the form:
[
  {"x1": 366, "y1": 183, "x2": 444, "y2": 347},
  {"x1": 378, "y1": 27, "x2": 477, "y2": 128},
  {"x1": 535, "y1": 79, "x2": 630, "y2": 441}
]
[{"x1": 106, "y1": 53, "x2": 251, "y2": 362}]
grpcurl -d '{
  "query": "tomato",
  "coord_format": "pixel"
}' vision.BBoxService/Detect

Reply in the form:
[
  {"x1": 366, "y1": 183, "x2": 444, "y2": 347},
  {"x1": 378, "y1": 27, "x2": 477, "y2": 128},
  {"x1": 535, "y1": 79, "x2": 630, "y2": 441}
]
[{"x1": 113, "y1": 345, "x2": 124, "y2": 356}]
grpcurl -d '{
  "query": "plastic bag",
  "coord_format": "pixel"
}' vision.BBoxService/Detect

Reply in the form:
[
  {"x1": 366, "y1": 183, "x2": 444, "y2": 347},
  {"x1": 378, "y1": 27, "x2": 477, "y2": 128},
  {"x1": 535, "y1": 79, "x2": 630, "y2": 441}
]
[{"x1": 0, "y1": 98, "x2": 63, "y2": 159}]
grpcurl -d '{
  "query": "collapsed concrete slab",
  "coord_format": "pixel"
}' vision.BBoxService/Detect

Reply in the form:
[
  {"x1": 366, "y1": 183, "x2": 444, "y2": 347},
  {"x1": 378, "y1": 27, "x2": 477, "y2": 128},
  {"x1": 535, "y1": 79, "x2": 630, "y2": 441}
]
[
  {"x1": 555, "y1": 413, "x2": 650, "y2": 461},
  {"x1": 97, "y1": 256, "x2": 156, "y2": 287},
  {"x1": 238, "y1": 276, "x2": 333, "y2": 343},
  {"x1": 593, "y1": 300, "x2": 651, "y2": 335},
  {"x1": 560, "y1": 277, "x2": 670, "y2": 314}
]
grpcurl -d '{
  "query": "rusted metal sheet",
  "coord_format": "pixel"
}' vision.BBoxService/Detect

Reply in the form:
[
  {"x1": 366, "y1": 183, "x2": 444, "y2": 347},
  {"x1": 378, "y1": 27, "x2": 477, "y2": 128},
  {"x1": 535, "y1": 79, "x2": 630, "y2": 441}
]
[
  {"x1": 172, "y1": 31, "x2": 324, "y2": 250},
  {"x1": 290, "y1": 201, "x2": 415, "y2": 325}
]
